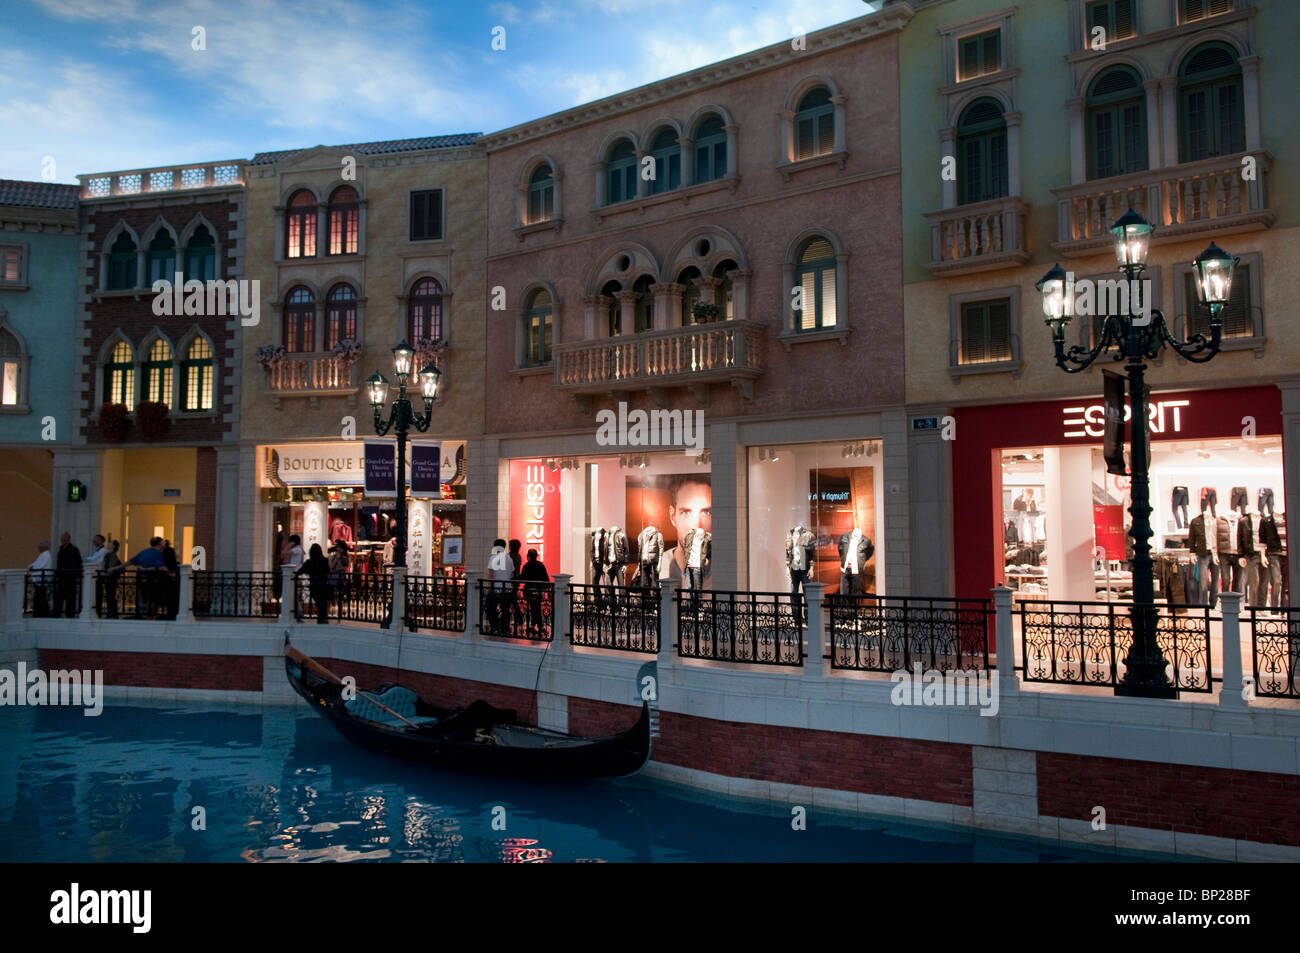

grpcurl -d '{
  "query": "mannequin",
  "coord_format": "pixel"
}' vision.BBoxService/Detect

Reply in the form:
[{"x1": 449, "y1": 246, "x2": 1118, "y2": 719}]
[
  {"x1": 1236, "y1": 499, "x2": 1261, "y2": 606},
  {"x1": 1217, "y1": 508, "x2": 1240, "y2": 595},
  {"x1": 785, "y1": 525, "x2": 815, "y2": 626},
  {"x1": 637, "y1": 525, "x2": 664, "y2": 589},
  {"x1": 606, "y1": 526, "x2": 629, "y2": 593},
  {"x1": 1259, "y1": 510, "x2": 1286, "y2": 609},
  {"x1": 682, "y1": 527, "x2": 712, "y2": 591},
  {"x1": 590, "y1": 528, "x2": 608, "y2": 602},
  {"x1": 1187, "y1": 504, "x2": 1220, "y2": 608},
  {"x1": 837, "y1": 527, "x2": 874, "y2": 596}
]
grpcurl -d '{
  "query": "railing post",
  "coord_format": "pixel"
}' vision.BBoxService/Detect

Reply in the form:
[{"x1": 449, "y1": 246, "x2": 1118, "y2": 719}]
[
  {"x1": 551, "y1": 575, "x2": 572, "y2": 654},
  {"x1": 179, "y1": 565, "x2": 196, "y2": 623},
  {"x1": 279, "y1": 565, "x2": 295, "y2": 624},
  {"x1": 390, "y1": 567, "x2": 406, "y2": 633},
  {"x1": 658, "y1": 577, "x2": 678, "y2": 668},
  {"x1": 2, "y1": 569, "x2": 24, "y2": 623},
  {"x1": 803, "y1": 581, "x2": 826, "y2": 679},
  {"x1": 1217, "y1": 592, "x2": 1247, "y2": 708},
  {"x1": 463, "y1": 570, "x2": 479, "y2": 641},
  {"x1": 992, "y1": 586, "x2": 1019, "y2": 696},
  {"x1": 80, "y1": 564, "x2": 95, "y2": 621}
]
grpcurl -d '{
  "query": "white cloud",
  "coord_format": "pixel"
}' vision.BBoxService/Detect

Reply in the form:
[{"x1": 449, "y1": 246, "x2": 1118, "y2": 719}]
[{"x1": 490, "y1": 2, "x2": 522, "y2": 24}]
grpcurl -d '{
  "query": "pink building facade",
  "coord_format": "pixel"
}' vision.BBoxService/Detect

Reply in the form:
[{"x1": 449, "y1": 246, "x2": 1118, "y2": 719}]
[{"x1": 476, "y1": 7, "x2": 915, "y2": 595}]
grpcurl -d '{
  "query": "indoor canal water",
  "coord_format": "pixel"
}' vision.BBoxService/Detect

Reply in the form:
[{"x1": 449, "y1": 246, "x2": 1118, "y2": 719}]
[{"x1": 0, "y1": 700, "x2": 1193, "y2": 863}]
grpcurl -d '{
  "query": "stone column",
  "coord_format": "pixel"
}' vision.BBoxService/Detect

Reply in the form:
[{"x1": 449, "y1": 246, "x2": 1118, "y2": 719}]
[
  {"x1": 1004, "y1": 111, "x2": 1023, "y2": 198},
  {"x1": 1217, "y1": 591, "x2": 1247, "y2": 708},
  {"x1": 1159, "y1": 77, "x2": 1180, "y2": 170},
  {"x1": 551, "y1": 169, "x2": 564, "y2": 220},
  {"x1": 676, "y1": 137, "x2": 694, "y2": 188},
  {"x1": 584, "y1": 294, "x2": 610, "y2": 339},
  {"x1": 551, "y1": 573, "x2": 571, "y2": 655},
  {"x1": 940, "y1": 127, "x2": 956, "y2": 208},
  {"x1": 80, "y1": 563, "x2": 95, "y2": 621},
  {"x1": 1143, "y1": 79, "x2": 1163, "y2": 169},
  {"x1": 709, "y1": 420, "x2": 740, "y2": 591},
  {"x1": 593, "y1": 161, "x2": 607, "y2": 207},
  {"x1": 1065, "y1": 97, "x2": 1085, "y2": 185},
  {"x1": 723, "y1": 124, "x2": 739, "y2": 178},
  {"x1": 389, "y1": 566, "x2": 405, "y2": 633},
  {"x1": 908, "y1": 403, "x2": 955, "y2": 597},
  {"x1": 214, "y1": 446, "x2": 242, "y2": 571},
  {"x1": 695, "y1": 275, "x2": 722, "y2": 308},
  {"x1": 463, "y1": 569, "x2": 479, "y2": 641},
  {"x1": 727, "y1": 269, "x2": 751, "y2": 322},
  {"x1": 830, "y1": 95, "x2": 847, "y2": 154},
  {"x1": 657, "y1": 577, "x2": 678, "y2": 668},
  {"x1": 992, "y1": 585, "x2": 1019, "y2": 696},
  {"x1": 777, "y1": 110, "x2": 795, "y2": 164},
  {"x1": 635, "y1": 149, "x2": 650, "y2": 199},
  {"x1": 615, "y1": 290, "x2": 639, "y2": 337},
  {"x1": 179, "y1": 564, "x2": 196, "y2": 623},
  {"x1": 802, "y1": 581, "x2": 826, "y2": 680},
  {"x1": 1240, "y1": 55, "x2": 1261, "y2": 153},
  {"x1": 651, "y1": 283, "x2": 684, "y2": 331},
  {"x1": 1278, "y1": 381, "x2": 1300, "y2": 607},
  {"x1": 273, "y1": 205, "x2": 286, "y2": 259},
  {"x1": 316, "y1": 203, "x2": 328, "y2": 258},
  {"x1": 279, "y1": 565, "x2": 295, "y2": 624},
  {"x1": 3, "y1": 569, "x2": 25, "y2": 623}
]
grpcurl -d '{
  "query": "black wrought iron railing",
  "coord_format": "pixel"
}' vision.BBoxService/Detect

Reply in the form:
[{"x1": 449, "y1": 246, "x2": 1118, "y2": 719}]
[
  {"x1": 568, "y1": 582, "x2": 659, "y2": 653},
  {"x1": 294, "y1": 571, "x2": 393, "y2": 626},
  {"x1": 1016, "y1": 600, "x2": 1215, "y2": 693},
  {"x1": 93, "y1": 567, "x2": 178, "y2": 620},
  {"x1": 405, "y1": 575, "x2": 467, "y2": 633},
  {"x1": 826, "y1": 595, "x2": 992, "y2": 672},
  {"x1": 23, "y1": 569, "x2": 82, "y2": 618},
  {"x1": 192, "y1": 571, "x2": 281, "y2": 618},
  {"x1": 1247, "y1": 606, "x2": 1300, "y2": 698},
  {"x1": 676, "y1": 589, "x2": 804, "y2": 666},
  {"x1": 477, "y1": 579, "x2": 553, "y2": 642}
]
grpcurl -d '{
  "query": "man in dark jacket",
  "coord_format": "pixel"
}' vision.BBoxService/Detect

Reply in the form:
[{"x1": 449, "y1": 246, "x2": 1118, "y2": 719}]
[
  {"x1": 518, "y1": 549, "x2": 551, "y2": 634},
  {"x1": 54, "y1": 532, "x2": 83, "y2": 618},
  {"x1": 162, "y1": 539, "x2": 180, "y2": 619}
]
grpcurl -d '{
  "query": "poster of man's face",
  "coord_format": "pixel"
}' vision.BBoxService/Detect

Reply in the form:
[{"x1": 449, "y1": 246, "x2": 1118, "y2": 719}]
[{"x1": 624, "y1": 473, "x2": 712, "y2": 584}]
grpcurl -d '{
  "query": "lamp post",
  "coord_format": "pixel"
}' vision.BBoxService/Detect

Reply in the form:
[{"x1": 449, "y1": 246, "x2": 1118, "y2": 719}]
[
  {"x1": 367, "y1": 340, "x2": 441, "y2": 569},
  {"x1": 1036, "y1": 211, "x2": 1236, "y2": 698}
]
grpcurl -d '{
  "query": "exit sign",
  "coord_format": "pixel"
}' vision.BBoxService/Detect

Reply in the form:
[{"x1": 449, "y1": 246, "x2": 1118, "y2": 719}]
[
  {"x1": 911, "y1": 417, "x2": 939, "y2": 431},
  {"x1": 163, "y1": 488, "x2": 181, "y2": 497},
  {"x1": 67, "y1": 479, "x2": 86, "y2": 502}
]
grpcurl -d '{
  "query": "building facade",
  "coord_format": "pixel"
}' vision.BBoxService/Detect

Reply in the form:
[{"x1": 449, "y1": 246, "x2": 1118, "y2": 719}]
[
  {"x1": 0, "y1": 180, "x2": 80, "y2": 567},
  {"x1": 895, "y1": 0, "x2": 1299, "y2": 603},
  {"x1": 237, "y1": 137, "x2": 488, "y2": 577}
]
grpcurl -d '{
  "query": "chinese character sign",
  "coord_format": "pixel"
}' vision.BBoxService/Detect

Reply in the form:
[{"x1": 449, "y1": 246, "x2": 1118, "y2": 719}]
[
  {"x1": 406, "y1": 500, "x2": 431, "y2": 576},
  {"x1": 509, "y1": 460, "x2": 559, "y2": 565}
]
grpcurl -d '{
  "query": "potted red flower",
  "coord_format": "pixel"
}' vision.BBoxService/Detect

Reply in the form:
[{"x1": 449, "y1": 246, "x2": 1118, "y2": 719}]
[
  {"x1": 137, "y1": 401, "x2": 170, "y2": 441},
  {"x1": 99, "y1": 403, "x2": 128, "y2": 443}
]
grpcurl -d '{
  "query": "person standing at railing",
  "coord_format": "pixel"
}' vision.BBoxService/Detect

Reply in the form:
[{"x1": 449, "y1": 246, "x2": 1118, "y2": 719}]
[
  {"x1": 162, "y1": 539, "x2": 180, "y2": 620},
  {"x1": 486, "y1": 540, "x2": 514, "y2": 635},
  {"x1": 54, "y1": 532, "x2": 83, "y2": 618},
  {"x1": 86, "y1": 535, "x2": 108, "y2": 617},
  {"x1": 101, "y1": 541, "x2": 122, "y2": 618},
  {"x1": 508, "y1": 538, "x2": 524, "y2": 628},
  {"x1": 329, "y1": 541, "x2": 350, "y2": 605},
  {"x1": 119, "y1": 537, "x2": 166, "y2": 618},
  {"x1": 27, "y1": 541, "x2": 52, "y2": 617},
  {"x1": 295, "y1": 543, "x2": 332, "y2": 624},
  {"x1": 518, "y1": 548, "x2": 551, "y2": 635}
]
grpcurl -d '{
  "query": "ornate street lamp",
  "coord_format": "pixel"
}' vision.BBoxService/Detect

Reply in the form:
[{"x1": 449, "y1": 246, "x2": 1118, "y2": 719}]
[
  {"x1": 1037, "y1": 210, "x2": 1235, "y2": 698},
  {"x1": 369, "y1": 340, "x2": 441, "y2": 569}
]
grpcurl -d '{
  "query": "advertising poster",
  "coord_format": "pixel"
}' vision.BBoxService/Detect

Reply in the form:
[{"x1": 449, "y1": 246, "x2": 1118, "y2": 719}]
[
  {"x1": 625, "y1": 473, "x2": 712, "y2": 588},
  {"x1": 410, "y1": 443, "x2": 441, "y2": 496},
  {"x1": 509, "y1": 459, "x2": 560, "y2": 566},
  {"x1": 363, "y1": 440, "x2": 396, "y2": 498}
]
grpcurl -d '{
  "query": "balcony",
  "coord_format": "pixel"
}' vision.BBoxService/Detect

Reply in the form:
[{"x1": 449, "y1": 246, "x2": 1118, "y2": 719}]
[
  {"x1": 924, "y1": 196, "x2": 1031, "y2": 276},
  {"x1": 79, "y1": 160, "x2": 244, "y2": 199},
  {"x1": 1051, "y1": 150, "x2": 1274, "y2": 257},
  {"x1": 553, "y1": 320, "x2": 765, "y2": 404},
  {"x1": 266, "y1": 354, "x2": 358, "y2": 407}
]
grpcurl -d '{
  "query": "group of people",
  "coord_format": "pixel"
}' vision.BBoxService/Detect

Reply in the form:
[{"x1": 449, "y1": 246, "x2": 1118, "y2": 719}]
[
  {"x1": 27, "y1": 533, "x2": 180, "y2": 619},
  {"x1": 485, "y1": 538, "x2": 551, "y2": 636},
  {"x1": 277, "y1": 533, "x2": 388, "y2": 624}
]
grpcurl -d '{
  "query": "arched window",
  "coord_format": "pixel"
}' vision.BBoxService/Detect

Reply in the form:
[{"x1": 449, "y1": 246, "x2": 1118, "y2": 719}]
[
  {"x1": 713, "y1": 259, "x2": 737, "y2": 321},
  {"x1": 524, "y1": 289, "x2": 552, "y2": 366},
  {"x1": 1179, "y1": 42, "x2": 1245, "y2": 162},
  {"x1": 283, "y1": 287, "x2": 315, "y2": 352},
  {"x1": 286, "y1": 189, "x2": 317, "y2": 258},
  {"x1": 107, "y1": 232, "x2": 137, "y2": 290},
  {"x1": 327, "y1": 186, "x2": 359, "y2": 255},
  {"x1": 795, "y1": 238, "x2": 837, "y2": 331},
  {"x1": 325, "y1": 283, "x2": 358, "y2": 349},
  {"x1": 606, "y1": 140, "x2": 637, "y2": 205},
  {"x1": 601, "y1": 280, "x2": 622, "y2": 337},
  {"x1": 146, "y1": 231, "x2": 176, "y2": 285},
  {"x1": 633, "y1": 275, "x2": 655, "y2": 333},
  {"x1": 957, "y1": 98, "x2": 1008, "y2": 205},
  {"x1": 104, "y1": 340, "x2": 135, "y2": 410},
  {"x1": 1087, "y1": 67, "x2": 1148, "y2": 179},
  {"x1": 143, "y1": 338, "x2": 173, "y2": 407},
  {"x1": 795, "y1": 87, "x2": 834, "y2": 161},
  {"x1": 407, "y1": 278, "x2": 442, "y2": 344},
  {"x1": 0, "y1": 329, "x2": 22, "y2": 406},
  {"x1": 647, "y1": 128, "x2": 681, "y2": 195},
  {"x1": 184, "y1": 224, "x2": 215, "y2": 281},
  {"x1": 678, "y1": 267, "x2": 702, "y2": 325},
  {"x1": 182, "y1": 338, "x2": 214, "y2": 412},
  {"x1": 693, "y1": 115, "x2": 727, "y2": 184},
  {"x1": 527, "y1": 164, "x2": 554, "y2": 224}
]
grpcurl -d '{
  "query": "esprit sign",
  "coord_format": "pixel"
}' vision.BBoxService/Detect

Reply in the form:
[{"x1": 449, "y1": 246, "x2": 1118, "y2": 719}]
[{"x1": 1063, "y1": 399, "x2": 1189, "y2": 439}]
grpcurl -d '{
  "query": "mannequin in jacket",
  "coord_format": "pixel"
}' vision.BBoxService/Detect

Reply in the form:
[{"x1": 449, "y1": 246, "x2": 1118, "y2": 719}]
[
  {"x1": 786, "y1": 526, "x2": 815, "y2": 626},
  {"x1": 682, "y1": 527, "x2": 712, "y2": 590},
  {"x1": 606, "y1": 526, "x2": 629, "y2": 593},
  {"x1": 590, "y1": 528, "x2": 608, "y2": 602},
  {"x1": 837, "y1": 528, "x2": 874, "y2": 595},
  {"x1": 1187, "y1": 505, "x2": 1220, "y2": 608},
  {"x1": 1216, "y1": 511, "x2": 1240, "y2": 594},
  {"x1": 1259, "y1": 513, "x2": 1286, "y2": 609},
  {"x1": 637, "y1": 525, "x2": 664, "y2": 588},
  {"x1": 1236, "y1": 503, "x2": 1263, "y2": 606}
]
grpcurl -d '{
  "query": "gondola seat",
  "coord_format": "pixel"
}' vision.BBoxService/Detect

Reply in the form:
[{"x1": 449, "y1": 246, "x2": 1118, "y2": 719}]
[{"x1": 344, "y1": 686, "x2": 440, "y2": 728}]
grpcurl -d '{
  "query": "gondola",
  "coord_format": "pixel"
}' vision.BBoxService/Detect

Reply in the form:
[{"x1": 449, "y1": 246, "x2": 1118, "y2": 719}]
[{"x1": 284, "y1": 635, "x2": 652, "y2": 778}]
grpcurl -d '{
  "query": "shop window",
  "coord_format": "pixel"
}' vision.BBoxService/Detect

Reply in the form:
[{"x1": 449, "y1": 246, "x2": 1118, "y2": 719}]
[
  {"x1": 1086, "y1": 0, "x2": 1135, "y2": 44},
  {"x1": 524, "y1": 289, "x2": 552, "y2": 366},
  {"x1": 606, "y1": 140, "x2": 637, "y2": 205},
  {"x1": 959, "y1": 298, "x2": 1013, "y2": 364},
  {"x1": 795, "y1": 238, "x2": 836, "y2": 331},
  {"x1": 146, "y1": 231, "x2": 177, "y2": 285},
  {"x1": 0, "y1": 328, "x2": 24, "y2": 406},
  {"x1": 1179, "y1": 43, "x2": 1245, "y2": 163},
  {"x1": 325, "y1": 283, "x2": 358, "y2": 349},
  {"x1": 143, "y1": 338, "x2": 173, "y2": 407},
  {"x1": 1179, "y1": 0, "x2": 1234, "y2": 24},
  {"x1": 527, "y1": 164, "x2": 554, "y2": 224},
  {"x1": 957, "y1": 98, "x2": 1008, "y2": 205},
  {"x1": 794, "y1": 87, "x2": 834, "y2": 161},
  {"x1": 107, "y1": 232, "x2": 137, "y2": 290},
  {"x1": 0, "y1": 244, "x2": 24, "y2": 286},
  {"x1": 104, "y1": 340, "x2": 135, "y2": 410},
  {"x1": 286, "y1": 189, "x2": 317, "y2": 258},
  {"x1": 182, "y1": 337, "x2": 213, "y2": 412},
  {"x1": 1087, "y1": 66, "x2": 1147, "y2": 180},
  {"x1": 327, "y1": 186, "x2": 359, "y2": 255},
  {"x1": 633, "y1": 275, "x2": 655, "y2": 333},
  {"x1": 693, "y1": 115, "x2": 727, "y2": 184},
  {"x1": 409, "y1": 189, "x2": 443, "y2": 242},
  {"x1": 958, "y1": 28, "x2": 1001, "y2": 81},
  {"x1": 184, "y1": 225, "x2": 215, "y2": 281},
  {"x1": 283, "y1": 286, "x2": 315, "y2": 353},
  {"x1": 407, "y1": 278, "x2": 442, "y2": 344}
]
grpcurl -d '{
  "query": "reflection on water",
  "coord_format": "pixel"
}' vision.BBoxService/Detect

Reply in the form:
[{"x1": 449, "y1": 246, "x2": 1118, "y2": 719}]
[{"x1": 0, "y1": 701, "x2": 1187, "y2": 863}]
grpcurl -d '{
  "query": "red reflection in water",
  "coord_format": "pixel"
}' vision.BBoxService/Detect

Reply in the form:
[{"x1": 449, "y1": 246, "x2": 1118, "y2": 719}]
[{"x1": 499, "y1": 837, "x2": 552, "y2": 863}]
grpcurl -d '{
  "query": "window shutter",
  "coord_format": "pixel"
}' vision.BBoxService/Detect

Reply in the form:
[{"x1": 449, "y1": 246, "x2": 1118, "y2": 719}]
[
  {"x1": 428, "y1": 191, "x2": 442, "y2": 240},
  {"x1": 820, "y1": 268, "x2": 837, "y2": 328},
  {"x1": 982, "y1": 32, "x2": 1000, "y2": 74},
  {"x1": 800, "y1": 271, "x2": 817, "y2": 330},
  {"x1": 1183, "y1": 89, "x2": 1209, "y2": 161},
  {"x1": 961, "y1": 38, "x2": 978, "y2": 78},
  {"x1": 1114, "y1": 0, "x2": 1134, "y2": 37},
  {"x1": 988, "y1": 301, "x2": 1011, "y2": 360},
  {"x1": 1216, "y1": 81, "x2": 1244, "y2": 154},
  {"x1": 989, "y1": 132, "x2": 1008, "y2": 199},
  {"x1": 796, "y1": 116, "x2": 814, "y2": 160},
  {"x1": 961, "y1": 304, "x2": 986, "y2": 363},
  {"x1": 817, "y1": 114, "x2": 835, "y2": 155},
  {"x1": 1093, "y1": 111, "x2": 1115, "y2": 178},
  {"x1": 1220, "y1": 264, "x2": 1251, "y2": 337},
  {"x1": 410, "y1": 193, "x2": 426, "y2": 240}
]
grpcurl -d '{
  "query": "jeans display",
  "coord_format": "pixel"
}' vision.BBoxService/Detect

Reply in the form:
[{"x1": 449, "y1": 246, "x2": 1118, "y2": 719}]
[
  {"x1": 1229, "y1": 486, "x2": 1249, "y2": 513},
  {"x1": 1199, "y1": 487, "x2": 1218, "y2": 518},
  {"x1": 1258, "y1": 487, "x2": 1275, "y2": 518},
  {"x1": 839, "y1": 571, "x2": 864, "y2": 596},
  {"x1": 1196, "y1": 553, "x2": 1220, "y2": 608},
  {"x1": 1265, "y1": 556, "x2": 1284, "y2": 609},
  {"x1": 1171, "y1": 486, "x2": 1190, "y2": 529},
  {"x1": 1243, "y1": 553, "x2": 1265, "y2": 607},
  {"x1": 789, "y1": 569, "x2": 809, "y2": 627}
]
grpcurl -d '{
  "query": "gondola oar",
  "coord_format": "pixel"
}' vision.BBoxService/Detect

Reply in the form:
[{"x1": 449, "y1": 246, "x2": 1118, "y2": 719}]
[{"x1": 284, "y1": 633, "x2": 421, "y2": 729}]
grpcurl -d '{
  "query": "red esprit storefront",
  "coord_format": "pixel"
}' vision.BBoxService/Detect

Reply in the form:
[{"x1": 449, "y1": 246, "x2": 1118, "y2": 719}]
[{"x1": 951, "y1": 385, "x2": 1286, "y2": 601}]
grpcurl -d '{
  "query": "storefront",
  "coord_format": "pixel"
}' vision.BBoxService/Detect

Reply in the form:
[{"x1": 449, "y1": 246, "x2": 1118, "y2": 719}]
[
  {"x1": 952, "y1": 385, "x2": 1287, "y2": 606},
  {"x1": 258, "y1": 440, "x2": 468, "y2": 577}
]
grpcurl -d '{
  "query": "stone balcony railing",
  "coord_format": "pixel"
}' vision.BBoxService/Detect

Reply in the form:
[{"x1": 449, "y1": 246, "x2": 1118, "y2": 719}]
[
  {"x1": 266, "y1": 355, "x2": 357, "y2": 406},
  {"x1": 923, "y1": 196, "x2": 1031, "y2": 276},
  {"x1": 1051, "y1": 150, "x2": 1274, "y2": 257},
  {"x1": 553, "y1": 320, "x2": 765, "y2": 402},
  {"x1": 79, "y1": 161, "x2": 245, "y2": 199}
]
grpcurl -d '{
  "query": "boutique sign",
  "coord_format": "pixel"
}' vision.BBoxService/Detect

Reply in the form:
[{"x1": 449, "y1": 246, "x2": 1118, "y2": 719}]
[
  {"x1": 1062, "y1": 399, "x2": 1189, "y2": 439},
  {"x1": 262, "y1": 441, "x2": 457, "y2": 493}
]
